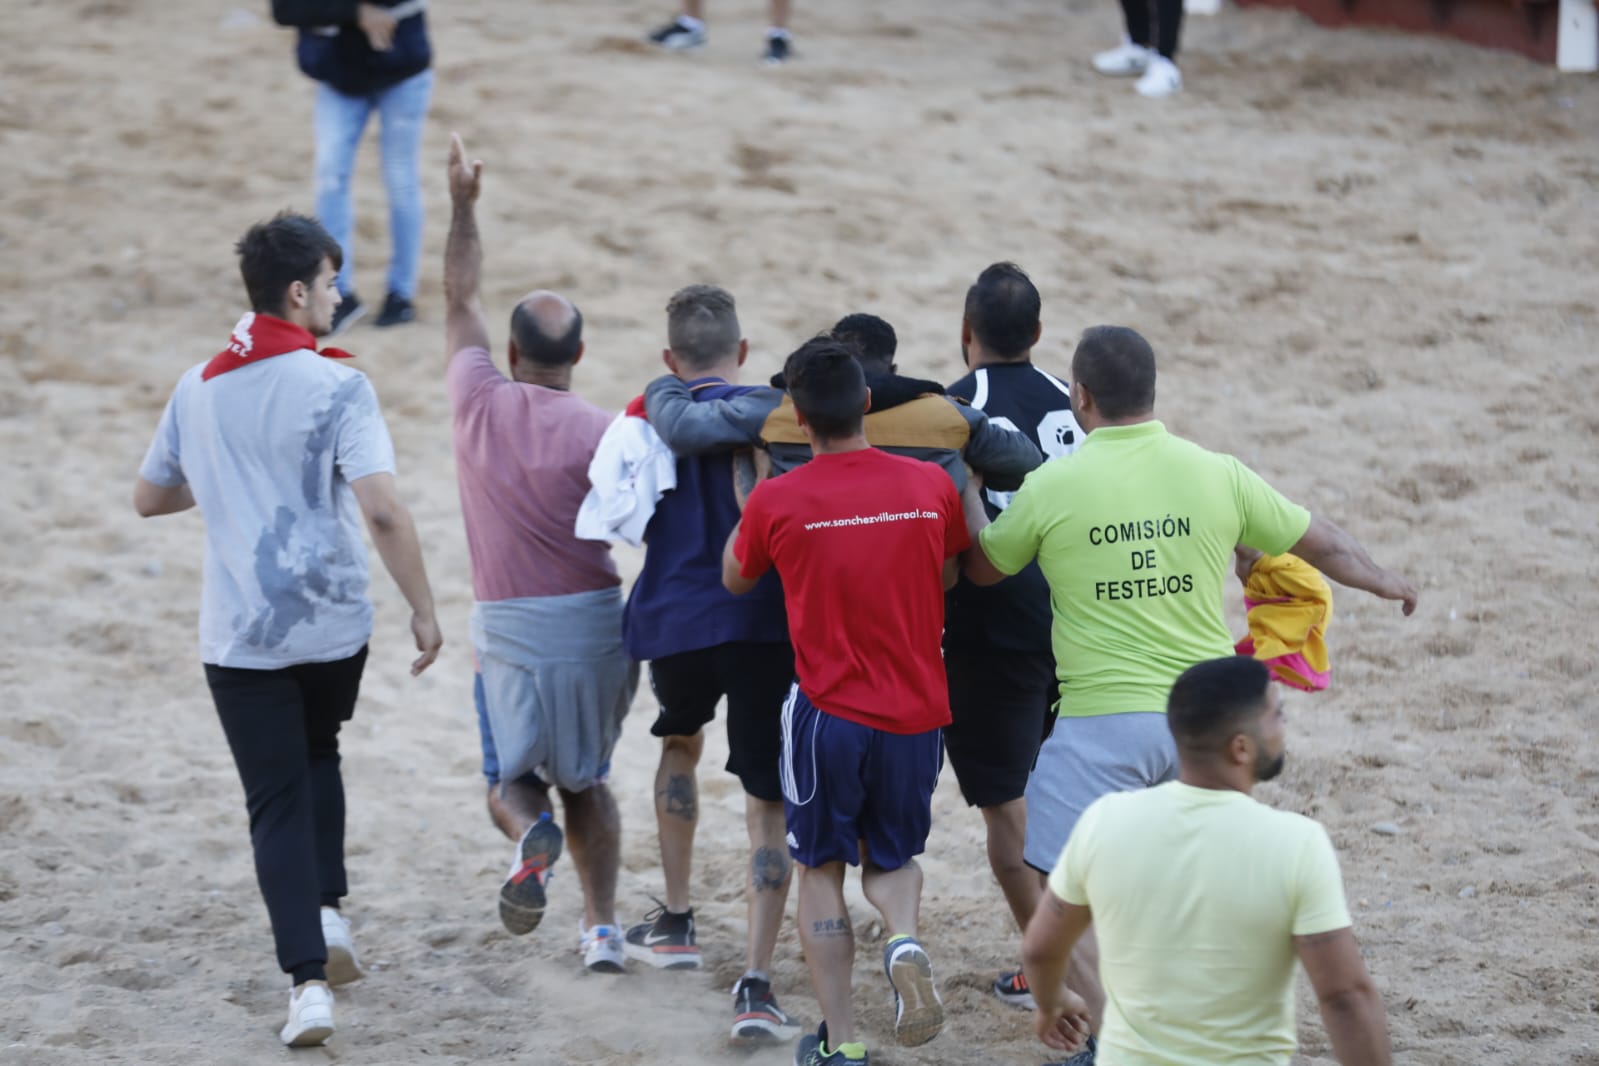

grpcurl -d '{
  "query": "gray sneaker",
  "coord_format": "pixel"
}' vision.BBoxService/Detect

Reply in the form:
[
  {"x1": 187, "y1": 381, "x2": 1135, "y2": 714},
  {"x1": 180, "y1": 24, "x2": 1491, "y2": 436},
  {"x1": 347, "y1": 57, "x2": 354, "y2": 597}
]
[{"x1": 882, "y1": 937, "x2": 943, "y2": 1047}]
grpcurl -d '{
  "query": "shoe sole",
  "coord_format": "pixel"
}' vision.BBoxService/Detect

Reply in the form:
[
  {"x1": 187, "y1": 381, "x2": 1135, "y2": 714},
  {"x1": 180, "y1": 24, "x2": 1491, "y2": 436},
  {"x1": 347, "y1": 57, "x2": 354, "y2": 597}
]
[
  {"x1": 887, "y1": 947, "x2": 944, "y2": 1047},
  {"x1": 325, "y1": 942, "x2": 363, "y2": 986},
  {"x1": 585, "y1": 957, "x2": 626, "y2": 974},
  {"x1": 731, "y1": 1016, "x2": 802, "y2": 1045},
  {"x1": 621, "y1": 941, "x2": 702, "y2": 969},
  {"x1": 994, "y1": 988, "x2": 1036, "y2": 1011},
  {"x1": 281, "y1": 1018, "x2": 334, "y2": 1048},
  {"x1": 499, "y1": 820, "x2": 563, "y2": 936}
]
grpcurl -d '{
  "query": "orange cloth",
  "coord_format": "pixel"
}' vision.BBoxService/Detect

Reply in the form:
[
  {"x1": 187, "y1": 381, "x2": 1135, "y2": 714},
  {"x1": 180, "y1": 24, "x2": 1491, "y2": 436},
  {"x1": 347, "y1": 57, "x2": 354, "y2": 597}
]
[{"x1": 1235, "y1": 553, "x2": 1333, "y2": 692}]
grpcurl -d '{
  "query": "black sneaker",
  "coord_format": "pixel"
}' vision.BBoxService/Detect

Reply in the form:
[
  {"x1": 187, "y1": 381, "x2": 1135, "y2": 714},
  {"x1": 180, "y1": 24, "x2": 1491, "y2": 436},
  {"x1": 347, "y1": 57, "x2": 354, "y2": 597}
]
[
  {"x1": 794, "y1": 1022, "x2": 867, "y2": 1065},
  {"x1": 328, "y1": 293, "x2": 364, "y2": 337},
  {"x1": 373, "y1": 292, "x2": 415, "y2": 328},
  {"x1": 731, "y1": 975, "x2": 803, "y2": 1044},
  {"x1": 623, "y1": 903, "x2": 701, "y2": 969},
  {"x1": 992, "y1": 968, "x2": 1036, "y2": 1010},
  {"x1": 498, "y1": 814, "x2": 563, "y2": 936},
  {"x1": 647, "y1": 16, "x2": 706, "y2": 50},
  {"x1": 763, "y1": 32, "x2": 792, "y2": 65},
  {"x1": 1045, "y1": 1034, "x2": 1098, "y2": 1066}
]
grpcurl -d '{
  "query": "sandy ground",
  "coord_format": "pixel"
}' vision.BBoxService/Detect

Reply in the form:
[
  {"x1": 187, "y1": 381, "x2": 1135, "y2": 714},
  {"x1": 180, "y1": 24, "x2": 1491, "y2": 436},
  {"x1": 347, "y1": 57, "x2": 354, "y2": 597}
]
[{"x1": 2, "y1": 0, "x2": 1598, "y2": 1063}]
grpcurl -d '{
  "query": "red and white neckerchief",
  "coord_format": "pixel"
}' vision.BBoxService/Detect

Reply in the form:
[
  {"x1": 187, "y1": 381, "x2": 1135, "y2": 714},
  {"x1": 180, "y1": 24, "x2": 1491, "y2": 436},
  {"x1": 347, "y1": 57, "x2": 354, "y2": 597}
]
[{"x1": 202, "y1": 312, "x2": 354, "y2": 381}]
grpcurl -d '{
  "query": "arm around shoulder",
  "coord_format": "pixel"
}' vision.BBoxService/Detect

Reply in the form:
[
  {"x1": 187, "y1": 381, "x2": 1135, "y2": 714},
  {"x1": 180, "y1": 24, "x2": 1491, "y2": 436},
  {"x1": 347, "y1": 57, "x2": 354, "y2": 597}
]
[
  {"x1": 645, "y1": 375, "x2": 777, "y2": 455},
  {"x1": 960, "y1": 405, "x2": 1044, "y2": 491}
]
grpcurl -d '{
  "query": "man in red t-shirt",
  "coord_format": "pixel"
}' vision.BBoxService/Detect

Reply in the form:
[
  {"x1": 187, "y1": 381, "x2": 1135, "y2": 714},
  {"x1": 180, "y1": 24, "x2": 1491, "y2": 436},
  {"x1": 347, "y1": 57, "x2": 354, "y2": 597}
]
[{"x1": 723, "y1": 338, "x2": 969, "y2": 1066}]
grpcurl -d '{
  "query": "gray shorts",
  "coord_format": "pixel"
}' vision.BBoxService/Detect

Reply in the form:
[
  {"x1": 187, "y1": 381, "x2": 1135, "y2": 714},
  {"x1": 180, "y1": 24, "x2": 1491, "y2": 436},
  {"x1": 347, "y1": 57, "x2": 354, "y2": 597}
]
[{"x1": 1022, "y1": 711, "x2": 1178, "y2": 873}]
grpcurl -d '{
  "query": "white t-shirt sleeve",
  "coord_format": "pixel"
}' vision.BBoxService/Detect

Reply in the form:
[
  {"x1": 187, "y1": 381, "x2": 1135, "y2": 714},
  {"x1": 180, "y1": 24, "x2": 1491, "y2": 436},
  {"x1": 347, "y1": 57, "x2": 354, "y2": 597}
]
[
  {"x1": 138, "y1": 386, "x2": 187, "y2": 487},
  {"x1": 1291, "y1": 822, "x2": 1353, "y2": 936},
  {"x1": 334, "y1": 375, "x2": 398, "y2": 482}
]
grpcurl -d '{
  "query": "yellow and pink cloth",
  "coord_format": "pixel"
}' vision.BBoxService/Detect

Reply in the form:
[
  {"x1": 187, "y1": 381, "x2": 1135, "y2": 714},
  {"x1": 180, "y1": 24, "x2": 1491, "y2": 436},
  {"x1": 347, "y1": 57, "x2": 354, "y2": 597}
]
[{"x1": 1234, "y1": 553, "x2": 1333, "y2": 692}]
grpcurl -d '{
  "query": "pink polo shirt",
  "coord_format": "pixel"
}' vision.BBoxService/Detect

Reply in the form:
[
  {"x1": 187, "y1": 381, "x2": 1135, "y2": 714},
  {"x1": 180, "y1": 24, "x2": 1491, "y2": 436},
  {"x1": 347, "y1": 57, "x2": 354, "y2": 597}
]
[{"x1": 447, "y1": 347, "x2": 620, "y2": 602}]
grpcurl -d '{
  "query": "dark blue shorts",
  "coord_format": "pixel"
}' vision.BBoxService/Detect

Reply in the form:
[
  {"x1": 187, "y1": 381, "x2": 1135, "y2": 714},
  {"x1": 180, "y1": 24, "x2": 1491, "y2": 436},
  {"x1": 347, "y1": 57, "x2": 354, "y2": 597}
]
[
  {"x1": 780, "y1": 685, "x2": 943, "y2": 871},
  {"x1": 474, "y1": 672, "x2": 550, "y2": 790}
]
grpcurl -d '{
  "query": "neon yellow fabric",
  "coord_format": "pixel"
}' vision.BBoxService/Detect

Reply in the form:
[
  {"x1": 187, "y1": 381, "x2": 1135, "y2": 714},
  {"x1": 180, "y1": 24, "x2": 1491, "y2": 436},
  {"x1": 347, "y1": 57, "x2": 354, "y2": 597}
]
[
  {"x1": 978, "y1": 422, "x2": 1310, "y2": 716},
  {"x1": 1049, "y1": 782, "x2": 1352, "y2": 1065}
]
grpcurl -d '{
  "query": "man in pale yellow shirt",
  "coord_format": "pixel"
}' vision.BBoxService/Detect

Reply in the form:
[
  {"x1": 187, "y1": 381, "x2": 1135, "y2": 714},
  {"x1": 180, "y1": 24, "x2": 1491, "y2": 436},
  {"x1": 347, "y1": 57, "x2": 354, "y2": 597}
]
[{"x1": 1021, "y1": 656, "x2": 1391, "y2": 1066}]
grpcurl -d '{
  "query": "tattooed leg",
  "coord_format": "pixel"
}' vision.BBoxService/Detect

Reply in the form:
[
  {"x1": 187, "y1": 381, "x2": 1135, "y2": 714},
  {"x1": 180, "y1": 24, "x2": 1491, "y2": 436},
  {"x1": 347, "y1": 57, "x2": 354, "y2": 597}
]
[
  {"x1": 655, "y1": 732, "x2": 704, "y2": 913},
  {"x1": 796, "y1": 860, "x2": 858, "y2": 1045},
  {"x1": 745, "y1": 796, "x2": 793, "y2": 972}
]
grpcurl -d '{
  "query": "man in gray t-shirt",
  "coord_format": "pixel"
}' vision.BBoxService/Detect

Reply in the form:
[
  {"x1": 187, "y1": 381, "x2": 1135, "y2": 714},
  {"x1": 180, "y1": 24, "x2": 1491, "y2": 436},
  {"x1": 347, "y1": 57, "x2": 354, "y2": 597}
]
[{"x1": 134, "y1": 212, "x2": 441, "y2": 1050}]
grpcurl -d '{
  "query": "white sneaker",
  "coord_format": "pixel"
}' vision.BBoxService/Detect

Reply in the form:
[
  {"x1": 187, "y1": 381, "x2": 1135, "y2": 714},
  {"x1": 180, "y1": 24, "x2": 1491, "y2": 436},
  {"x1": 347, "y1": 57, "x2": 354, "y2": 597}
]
[
  {"x1": 580, "y1": 923, "x2": 625, "y2": 974},
  {"x1": 1092, "y1": 38, "x2": 1153, "y2": 76},
  {"x1": 280, "y1": 981, "x2": 335, "y2": 1047},
  {"x1": 1135, "y1": 55, "x2": 1183, "y2": 97},
  {"x1": 320, "y1": 907, "x2": 364, "y2": 985}
]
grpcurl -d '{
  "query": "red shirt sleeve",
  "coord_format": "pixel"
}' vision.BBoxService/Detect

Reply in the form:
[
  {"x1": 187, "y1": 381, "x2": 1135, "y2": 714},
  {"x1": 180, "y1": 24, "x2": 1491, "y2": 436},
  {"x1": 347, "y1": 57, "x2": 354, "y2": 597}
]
[
  {"x1": 940, "y1": 474, "x2": 971, "y2": 558},
  {"x1": 734, "y1": 484, "x2": 776, "y2": 580}
]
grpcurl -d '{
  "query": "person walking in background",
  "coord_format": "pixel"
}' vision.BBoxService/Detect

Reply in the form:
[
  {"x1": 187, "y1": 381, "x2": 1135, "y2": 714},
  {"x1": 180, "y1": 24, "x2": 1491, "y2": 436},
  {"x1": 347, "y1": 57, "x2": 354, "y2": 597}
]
[
  {"x1": 442, "y1": 135, "x2": 638, "y2": 972},
  {"x1": 272, "y1": 0, "x2": 434, "y2": 331},
  {"x1": 1091, "y1": 0, "x2": 1185, "y2": 98},
  {"x1": 647, "y1": 1, "x2": 796, "y2": 64},
  {"x1": 133, "y1": 211, "x2": 442, "y2": 1047},
  {"x1": 1023, "y1": 656, "x2": 1393, "y2": 1066}
]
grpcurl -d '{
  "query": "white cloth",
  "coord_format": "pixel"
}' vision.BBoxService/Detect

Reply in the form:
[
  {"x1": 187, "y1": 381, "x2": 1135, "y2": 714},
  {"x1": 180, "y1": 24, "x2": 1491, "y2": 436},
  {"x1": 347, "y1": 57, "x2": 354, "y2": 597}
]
[{"x1": 574, "y1": 411, "x2": 676, "y2": 547}]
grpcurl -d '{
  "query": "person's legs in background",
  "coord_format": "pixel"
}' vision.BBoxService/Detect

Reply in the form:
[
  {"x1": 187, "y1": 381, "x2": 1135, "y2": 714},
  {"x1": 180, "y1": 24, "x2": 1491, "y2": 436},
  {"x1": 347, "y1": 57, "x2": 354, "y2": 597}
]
[
  {"x1": 313, "y1": 84, "x2": 373, "y2": 324},
  {"x1": 373, "y1": 67, "x2": 433, "y2": 326}
]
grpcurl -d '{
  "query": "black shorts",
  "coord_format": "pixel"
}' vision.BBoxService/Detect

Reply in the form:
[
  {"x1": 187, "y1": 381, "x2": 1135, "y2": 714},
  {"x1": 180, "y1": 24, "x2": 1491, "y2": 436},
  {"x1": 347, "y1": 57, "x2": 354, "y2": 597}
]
[
  {"x1": 648, "y1": 641, "x2": 795, "y2": 803},
  {"x1": 943, "y1": 649, "x2": 1057, "y2": 809}
]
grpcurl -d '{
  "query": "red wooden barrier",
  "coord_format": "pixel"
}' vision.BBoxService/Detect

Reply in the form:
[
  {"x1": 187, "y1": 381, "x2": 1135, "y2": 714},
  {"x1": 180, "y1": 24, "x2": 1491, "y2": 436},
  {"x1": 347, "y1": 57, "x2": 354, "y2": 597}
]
[{"x1": 1233, "y1": 0, "x2": 1560, "y2": 64}]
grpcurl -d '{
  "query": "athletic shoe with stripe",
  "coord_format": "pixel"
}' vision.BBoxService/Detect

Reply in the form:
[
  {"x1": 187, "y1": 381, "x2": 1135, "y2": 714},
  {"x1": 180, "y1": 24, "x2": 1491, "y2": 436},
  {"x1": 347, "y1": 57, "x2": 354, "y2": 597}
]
[
  {"x1": 623, "y1": 903, "x2": 702, "y2": 969},
  {"x1": 731, "y1": 975, "x2": 802, "y2": 1043},
  {"x1": 499, "y1": 813, "x2": 563, "y2": 935},
  {"x1": 882, "y1": 936, "x2": 943, "y2": 1047},
  {"x1": 992, "y1": 968, "x2": 1036, "y2": 1010},
  {"x1": 793, "y1": 1021, "x2": 868, "y2": 1064},
  {"x1": 581, "y1": 922, "x2": 625, "y2": 973},
  {"x1": 647, "y1": 16, "x2": 706, "y2": 50}
]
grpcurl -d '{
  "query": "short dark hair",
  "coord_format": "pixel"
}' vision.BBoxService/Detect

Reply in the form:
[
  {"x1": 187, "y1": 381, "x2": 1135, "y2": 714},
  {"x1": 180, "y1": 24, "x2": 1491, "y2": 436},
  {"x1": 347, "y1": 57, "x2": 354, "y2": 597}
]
[
  {"x1": 1071, "y1": 325, "x2": 1157, "y2": 418},
  {"x1": 964, "y1": 261, "x2": 1040, "y2": 359},
  {"x1": 235, "y1": 212, "x2": 342, "y2": 316},
  {"x1": 831, "y1": 313, "x2": 897, "y2": 374},
  {"x1": 784, "y1": 337, "x2": 867, "y2": 441},
  {"x1": 666, "y1": 284, "x2": 741, "y2": 369},
  {"x1": 510, "y1": 300, "x2": 584, "y2": 366},
  {"x1": 1167, "y1": 656, "x2": 1272, "y2": 754}
]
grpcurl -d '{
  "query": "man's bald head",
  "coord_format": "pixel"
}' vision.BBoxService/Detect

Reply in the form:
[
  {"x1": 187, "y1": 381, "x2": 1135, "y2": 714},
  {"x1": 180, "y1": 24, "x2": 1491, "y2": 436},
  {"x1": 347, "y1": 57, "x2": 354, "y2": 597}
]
[{"x1": 510, "y1": 290, "x2": 584, "y2": 367}]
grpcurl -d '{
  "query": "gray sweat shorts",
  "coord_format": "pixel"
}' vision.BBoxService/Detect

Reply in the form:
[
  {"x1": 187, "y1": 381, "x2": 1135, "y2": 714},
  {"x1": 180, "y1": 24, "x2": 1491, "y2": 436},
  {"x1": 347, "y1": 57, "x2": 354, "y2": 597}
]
[{"x1": 1022, "y1": 711, "x2": 1178, "y2": 873}]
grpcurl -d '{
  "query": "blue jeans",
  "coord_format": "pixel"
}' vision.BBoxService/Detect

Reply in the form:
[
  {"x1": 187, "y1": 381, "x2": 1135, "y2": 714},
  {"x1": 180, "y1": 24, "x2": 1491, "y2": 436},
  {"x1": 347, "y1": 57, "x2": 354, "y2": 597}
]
[{"x1": 313, "y1": 68, "x2": 433, "y2": 300}]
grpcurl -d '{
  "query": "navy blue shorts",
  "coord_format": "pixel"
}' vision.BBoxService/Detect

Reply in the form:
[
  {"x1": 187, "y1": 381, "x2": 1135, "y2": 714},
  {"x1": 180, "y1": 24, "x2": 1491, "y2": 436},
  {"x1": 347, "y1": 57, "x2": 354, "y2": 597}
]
[{"x1": 780, "y1": 686, "x2": 943, "y2": 871}]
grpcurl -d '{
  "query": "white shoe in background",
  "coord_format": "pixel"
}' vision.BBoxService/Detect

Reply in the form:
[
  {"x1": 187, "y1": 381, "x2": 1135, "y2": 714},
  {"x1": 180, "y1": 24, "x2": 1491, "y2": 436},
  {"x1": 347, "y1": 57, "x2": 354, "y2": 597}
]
[
  {"x1": 320, "y1": 907, "x2": 364, "y2": 985},
  {"x1": 1136, "y1": 55, "x2": 1183, "y2": 97},
  {"x1": 280, "y1": 981, "x2": 335, "y2": 1047},
  {"x1": 1092, "y1": 38, "x2": 1153, "y2": 76}
]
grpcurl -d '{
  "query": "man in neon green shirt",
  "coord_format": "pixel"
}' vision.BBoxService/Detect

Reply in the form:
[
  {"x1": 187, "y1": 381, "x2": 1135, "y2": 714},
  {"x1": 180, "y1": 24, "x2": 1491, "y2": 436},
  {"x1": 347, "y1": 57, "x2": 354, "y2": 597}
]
[
  {"x1": 1021, "y1": 656, "x2": 1392, "y2": 1065},
  {"x1": 962, "y1": 325, "x2": 1416, "y2": 1041}
]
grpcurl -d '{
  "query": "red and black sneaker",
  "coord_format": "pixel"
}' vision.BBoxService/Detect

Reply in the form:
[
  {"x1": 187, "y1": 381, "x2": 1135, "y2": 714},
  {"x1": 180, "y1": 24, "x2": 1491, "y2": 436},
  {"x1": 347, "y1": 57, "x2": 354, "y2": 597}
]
[
  {"x1": 622, "y1": 903, "x2": 701, "y2": 969},
  {"x1": 499, "y1": 814, "x2": 563, "y2": 935},
  {"x1": 730, "y1": 975, "x2": 802, "y2": 1044},
  {"x1": 993, "y1": 968, "x2": 1036, "y2": 1010}
]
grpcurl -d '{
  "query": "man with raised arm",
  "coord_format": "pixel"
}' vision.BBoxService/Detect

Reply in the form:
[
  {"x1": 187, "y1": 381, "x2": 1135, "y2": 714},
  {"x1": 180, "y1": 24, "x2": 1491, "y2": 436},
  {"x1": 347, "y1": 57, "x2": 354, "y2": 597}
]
[
  {"x1": 133, "y1": 211, "x2": 442, "y2": 1047},
  {"x1": 443, "y1": 134, "x2": 638, "y2": 972}
]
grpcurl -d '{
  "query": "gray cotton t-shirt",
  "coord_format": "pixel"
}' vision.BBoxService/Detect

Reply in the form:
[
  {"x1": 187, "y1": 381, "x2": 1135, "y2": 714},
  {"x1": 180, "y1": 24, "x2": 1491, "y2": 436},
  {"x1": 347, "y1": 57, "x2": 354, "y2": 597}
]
[{"x1": 139, "y1": 349, "x2": 397, "y2": 669}]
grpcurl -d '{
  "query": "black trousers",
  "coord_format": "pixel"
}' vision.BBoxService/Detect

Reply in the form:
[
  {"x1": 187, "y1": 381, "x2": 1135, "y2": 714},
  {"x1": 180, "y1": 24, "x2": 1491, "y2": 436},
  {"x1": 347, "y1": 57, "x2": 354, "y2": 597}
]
[
  {"x1": 205, "y1": 646, "x2": 367, "y2": 978},
  {"x1": 1121, "y1": 0, "x2": 1184, "y2": 59}
]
